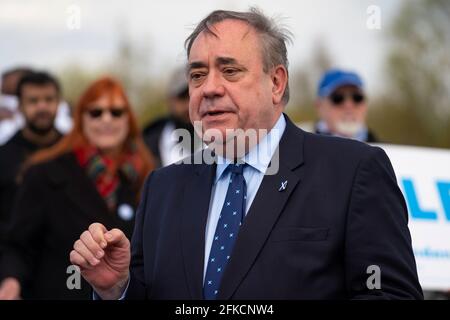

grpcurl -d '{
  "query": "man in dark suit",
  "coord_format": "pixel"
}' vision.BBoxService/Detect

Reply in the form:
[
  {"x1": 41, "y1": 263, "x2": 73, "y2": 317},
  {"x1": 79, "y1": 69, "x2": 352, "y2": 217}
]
[{"x1": 70, "y1": 8, "x2": 423, "y2": 300}]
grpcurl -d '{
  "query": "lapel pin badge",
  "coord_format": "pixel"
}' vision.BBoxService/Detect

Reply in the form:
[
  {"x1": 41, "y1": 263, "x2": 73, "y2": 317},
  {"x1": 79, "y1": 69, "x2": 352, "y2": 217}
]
[{"x1": 278, "y1": 180, "x2": 288, "y2": 192}]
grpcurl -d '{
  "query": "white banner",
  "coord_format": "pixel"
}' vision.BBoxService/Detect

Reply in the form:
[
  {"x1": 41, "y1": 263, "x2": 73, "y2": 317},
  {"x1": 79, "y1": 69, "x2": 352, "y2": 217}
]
[{"x1": 375, "y1": 144, "x2": 450, "y2": 291}]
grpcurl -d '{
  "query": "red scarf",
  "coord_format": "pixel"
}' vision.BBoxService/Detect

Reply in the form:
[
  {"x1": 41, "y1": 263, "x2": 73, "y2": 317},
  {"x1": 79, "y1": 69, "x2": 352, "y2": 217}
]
[{"x1": 74, "y1": 144, "x2": 143, "y2": 210}]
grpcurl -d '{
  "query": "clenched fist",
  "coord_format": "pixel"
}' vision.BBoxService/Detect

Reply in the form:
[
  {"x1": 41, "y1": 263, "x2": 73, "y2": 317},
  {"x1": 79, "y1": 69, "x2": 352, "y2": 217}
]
[{"x1": 70, "y1": 223, "x2": 130, "y2": 300}]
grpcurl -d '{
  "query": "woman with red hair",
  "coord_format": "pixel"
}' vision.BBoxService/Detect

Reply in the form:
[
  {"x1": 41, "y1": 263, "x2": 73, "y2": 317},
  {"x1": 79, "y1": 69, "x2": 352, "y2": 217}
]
[{"x1": 0, "y1": 77, "x2": 154, "y2": 299}]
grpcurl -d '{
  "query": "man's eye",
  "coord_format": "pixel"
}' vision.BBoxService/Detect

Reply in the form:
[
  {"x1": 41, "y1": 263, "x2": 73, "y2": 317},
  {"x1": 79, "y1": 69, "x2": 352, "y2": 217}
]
[
  {"x1": 223, "y1": 68, "x2": 239, "y2": 76},
  {"x1": 190, "y1": 72, "x2": 205, "y2": 81}
]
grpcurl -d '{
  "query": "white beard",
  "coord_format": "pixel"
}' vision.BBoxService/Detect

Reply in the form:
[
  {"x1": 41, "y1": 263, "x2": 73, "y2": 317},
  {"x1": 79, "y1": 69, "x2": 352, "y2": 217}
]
[{"x1": 335, "y1": 120, "x2": 364, "y2": 137}]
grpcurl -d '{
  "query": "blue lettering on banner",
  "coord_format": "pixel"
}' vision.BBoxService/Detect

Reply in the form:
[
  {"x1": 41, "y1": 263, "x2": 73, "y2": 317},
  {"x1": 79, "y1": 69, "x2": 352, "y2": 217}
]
[
  {"x1": 401, "y1": 179, "x2": 450, "y2": 221},
  {"x1": 436, "y1": 181, "x2": 450, "y2": 220},
  {"x1": 414, "y1": 247, "x2": 450, "y2": 259},
  {"x1": 402, "y1": 178, "x2": 437, "y2": 220}
]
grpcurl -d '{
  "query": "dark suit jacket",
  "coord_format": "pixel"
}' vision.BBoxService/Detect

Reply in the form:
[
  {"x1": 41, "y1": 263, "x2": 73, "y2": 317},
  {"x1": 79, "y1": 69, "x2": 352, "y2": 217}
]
[
  {"x1": 126, "y1": 115, "x2": 423, "y2": 300},
  {"x1": 1, "y1": 152, "x2": 138, "y2": 299}
]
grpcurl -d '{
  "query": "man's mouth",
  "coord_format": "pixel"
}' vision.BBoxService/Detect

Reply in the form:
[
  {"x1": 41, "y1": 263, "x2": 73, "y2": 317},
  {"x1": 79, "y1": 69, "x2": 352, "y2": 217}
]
[
  {"x1": 207, "y1": 110, "x2": 225, "y2": 116},
  {"x1": 203, "y1": 110, "x2": 230, "y2": 119},
  {"x1": 34, "y1": 113, "x2": 52, "y2": 120}
]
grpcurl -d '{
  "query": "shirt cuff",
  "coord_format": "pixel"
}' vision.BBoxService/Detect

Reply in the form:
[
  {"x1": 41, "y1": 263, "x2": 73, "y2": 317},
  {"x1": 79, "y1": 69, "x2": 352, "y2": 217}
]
[{"x1": 92, "y1": 278, "x2": 130, "y2": 300}]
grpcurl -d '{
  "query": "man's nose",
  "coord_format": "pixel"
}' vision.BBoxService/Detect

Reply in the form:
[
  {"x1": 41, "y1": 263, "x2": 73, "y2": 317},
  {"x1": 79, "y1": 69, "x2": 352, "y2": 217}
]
[
  {"x1": 35, "y1": 99, "x2": 51, "y2": 110},
  {"x1": 202, "y1": 72, "x2": 225, "y2": 99},
  {"x1": 342, "y1": 98, "x2": 357, "y2": 110}
]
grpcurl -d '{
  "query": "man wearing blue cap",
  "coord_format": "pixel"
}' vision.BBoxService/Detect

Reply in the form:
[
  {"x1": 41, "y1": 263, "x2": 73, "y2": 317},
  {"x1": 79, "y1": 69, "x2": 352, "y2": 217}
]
[{"x1": 315, "y1": 69, "x2": 378, "y2": 143}]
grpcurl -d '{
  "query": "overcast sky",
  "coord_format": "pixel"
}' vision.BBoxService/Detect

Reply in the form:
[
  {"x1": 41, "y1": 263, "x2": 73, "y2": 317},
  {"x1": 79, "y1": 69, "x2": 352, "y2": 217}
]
[{"x1": 0, "y1": 0, "x2": 404, "y2": 94}]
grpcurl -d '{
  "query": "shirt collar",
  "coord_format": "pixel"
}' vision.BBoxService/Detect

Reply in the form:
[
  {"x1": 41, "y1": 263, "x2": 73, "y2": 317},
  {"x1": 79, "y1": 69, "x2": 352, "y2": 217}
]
[{"x1": 215, "y1": 114, "x2": 286, "y2": 183}]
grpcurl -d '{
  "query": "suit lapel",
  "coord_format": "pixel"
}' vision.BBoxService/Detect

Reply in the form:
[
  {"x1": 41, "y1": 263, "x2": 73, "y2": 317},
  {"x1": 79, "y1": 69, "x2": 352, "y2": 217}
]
[
  {"x1": 180, "y1": 160, "x2": 216, "y2": 299},
  {"x1": 218, "y1": 116, "x2": 306, "y2": 299}
]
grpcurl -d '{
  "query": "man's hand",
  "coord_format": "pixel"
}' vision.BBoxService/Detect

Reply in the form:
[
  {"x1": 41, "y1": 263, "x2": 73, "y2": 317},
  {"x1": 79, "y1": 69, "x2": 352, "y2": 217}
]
[
  {"x1": 70, "y1": 223, "x2": 131, "y2": 300},
  {"x1": 0, "y1": 277, "x2": 21, "y2": 300}
]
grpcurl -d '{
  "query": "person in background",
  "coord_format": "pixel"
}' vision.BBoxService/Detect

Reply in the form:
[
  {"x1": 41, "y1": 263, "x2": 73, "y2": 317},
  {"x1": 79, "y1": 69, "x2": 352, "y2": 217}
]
[
  {"x1": 0, "y1": 71, "x2": 63, "y2": 263},
  {"x1": 143, "y1": 67, "x2": 201, "y2": 167},
  {"x1": 0, "y1": 76, "x2": 154, "y2": 300},
  {"x1": 0, "y1": 67, "x2": 72, "y2": 145},
  {"x1": 1, "y1": 68, "x2": 31, "y2": 97},
  {"x1": 314, "y1": 69, "x2": 378, "y2": 143},
  {"x1": 0, "y1": 68, "x2": 33, "y2": 144}
]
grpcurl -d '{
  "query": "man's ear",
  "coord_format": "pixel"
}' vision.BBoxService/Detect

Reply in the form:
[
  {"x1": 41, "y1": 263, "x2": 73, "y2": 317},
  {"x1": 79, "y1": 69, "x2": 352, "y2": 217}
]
[{"x1": 271, "y1": 65, "x2": 288, "y2": 106}]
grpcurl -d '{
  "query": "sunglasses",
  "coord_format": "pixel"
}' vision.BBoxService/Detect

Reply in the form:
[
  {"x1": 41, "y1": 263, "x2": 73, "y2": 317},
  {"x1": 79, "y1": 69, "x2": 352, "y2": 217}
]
[
  {"x1": 329, "y1": 92, "x2": 365, "y2": 106},
  {"x1": 86, "y1": 107, "x2": 127, "y2": 119}
]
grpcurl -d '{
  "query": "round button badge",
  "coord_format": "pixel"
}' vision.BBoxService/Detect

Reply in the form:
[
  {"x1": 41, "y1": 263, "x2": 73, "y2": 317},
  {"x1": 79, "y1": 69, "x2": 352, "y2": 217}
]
[{"x1": 117, "y1": 204, "x2": 134, "y2": 221}]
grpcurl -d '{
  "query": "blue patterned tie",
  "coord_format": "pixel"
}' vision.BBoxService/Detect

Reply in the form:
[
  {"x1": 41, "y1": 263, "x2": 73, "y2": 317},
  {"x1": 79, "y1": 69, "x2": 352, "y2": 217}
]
[{"x1": 204, "y1": 163, "x2": 247, "y2": 300}]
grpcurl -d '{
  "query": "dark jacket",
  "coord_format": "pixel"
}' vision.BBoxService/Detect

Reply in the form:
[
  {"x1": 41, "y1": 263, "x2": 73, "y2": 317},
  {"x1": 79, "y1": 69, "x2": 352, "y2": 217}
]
[
  {"x1": 142, "y1": 117, "x2": 170, "y2": 168},
  {"x1": 1, "y1": 152, "x2": 139, "y2": 299},
  {"x1": 126, "y1": 114, "x2": 422, "y2": 300},
  {"x1": 0, "y1": 130, "x2": 61, "y2": 253},
  {"x1": 143, "y1": 116, "x2": 198, "y2": 168}
]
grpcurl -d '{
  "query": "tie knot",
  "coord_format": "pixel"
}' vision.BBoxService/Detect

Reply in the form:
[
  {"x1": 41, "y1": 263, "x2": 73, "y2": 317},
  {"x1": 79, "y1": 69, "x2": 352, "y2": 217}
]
[{"x1": 229, "y1": 163, "x2": 245, "y2": 175}]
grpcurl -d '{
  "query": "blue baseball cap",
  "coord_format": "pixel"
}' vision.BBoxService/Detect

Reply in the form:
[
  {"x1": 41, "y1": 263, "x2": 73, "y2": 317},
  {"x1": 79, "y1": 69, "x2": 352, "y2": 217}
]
[{"x1": 317, "y1": 69, "x2": 364, "y2": 98}]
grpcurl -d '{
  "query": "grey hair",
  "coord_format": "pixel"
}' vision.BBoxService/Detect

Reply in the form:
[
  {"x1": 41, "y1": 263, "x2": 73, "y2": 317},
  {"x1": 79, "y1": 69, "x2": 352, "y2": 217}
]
[{"x1": 185, "y1": 7, "x2": 293, "y2": 105}]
